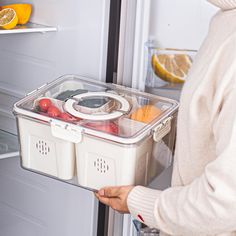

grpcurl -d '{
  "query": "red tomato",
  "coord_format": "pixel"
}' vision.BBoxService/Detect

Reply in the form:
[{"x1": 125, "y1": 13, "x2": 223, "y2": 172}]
[
  {"x1": 47, "y1": 105, "x2": 61, "y2": 117},
  {"x1": 59, "y1": 112, "x2": 78, "y2": 122},
  {"x1": 38, "y1": 98, "x2": 52, "y2": 112},
  {"x1": 84, "y1": 121, "x2": 119, "y2": 135}
]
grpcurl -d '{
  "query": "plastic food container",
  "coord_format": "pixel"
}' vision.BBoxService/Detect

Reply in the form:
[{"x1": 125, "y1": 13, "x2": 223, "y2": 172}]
[
  {"x1": 14, "y1": 75, "x2": 178, "y2": 190},
  {"x1": 145, "y1": 40, "x2": 197, "y2": 100}
]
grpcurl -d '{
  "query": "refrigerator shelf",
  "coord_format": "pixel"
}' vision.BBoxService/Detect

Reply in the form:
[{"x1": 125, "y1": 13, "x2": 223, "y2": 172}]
[
  {"x1": 0, "y1": 22, "x2": 57, "y2": 35},
  {"x1": 0, "y1": 129, "x2": 19, "y2": 159}
]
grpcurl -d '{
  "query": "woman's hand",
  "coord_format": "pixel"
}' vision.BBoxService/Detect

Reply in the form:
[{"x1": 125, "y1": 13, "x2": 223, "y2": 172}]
[{"x1": 95, "y1": 186, "x2": 134, "y2": 214}]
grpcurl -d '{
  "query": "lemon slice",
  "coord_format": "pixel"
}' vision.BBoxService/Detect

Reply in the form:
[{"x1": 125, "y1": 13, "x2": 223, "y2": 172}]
[
  {"x1": 151, "y1": 53, "x2": 192, "y2": 84},
  {"x1": 0, "y1": 8, "x2": 18, "y2": 30}
]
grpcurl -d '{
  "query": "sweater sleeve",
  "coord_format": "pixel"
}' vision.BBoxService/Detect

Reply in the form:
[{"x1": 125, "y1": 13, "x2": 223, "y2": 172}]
[{"x1": 127, "y1": 88, "x2": 236, "y2": 235}]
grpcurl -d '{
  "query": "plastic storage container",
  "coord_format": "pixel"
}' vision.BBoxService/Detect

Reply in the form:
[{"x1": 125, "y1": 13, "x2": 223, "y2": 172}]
[
  {"x1": 14, "y1": 75, "x2": 178, "y2": 190},
  {"x1": 145, "y1": 40, "x2": 196, "y2": 100}
]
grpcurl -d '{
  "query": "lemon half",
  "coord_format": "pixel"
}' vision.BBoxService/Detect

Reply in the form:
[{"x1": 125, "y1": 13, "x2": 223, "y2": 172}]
[
  {"x1": 0, "y1": 8, "x2": 18, "y2": 30},
  {"x1": 1, "y1": 4, "x2": 32, "y2": 25},
  {"x1": 152, "y1": 53, "x2": 192, "y2": 84}
]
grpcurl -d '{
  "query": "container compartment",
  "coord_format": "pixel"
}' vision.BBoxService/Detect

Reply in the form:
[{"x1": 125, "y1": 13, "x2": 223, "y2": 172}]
[
  {"x1": 17, "y1": 117, "x2": 75, "y2": 180},
  {"x1": 76, "y1": 134, "x2": 153, "y2": 190}
]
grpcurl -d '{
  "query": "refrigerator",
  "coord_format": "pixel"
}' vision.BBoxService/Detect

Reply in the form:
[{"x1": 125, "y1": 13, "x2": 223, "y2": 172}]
[{"x1": 0, "y1": 0, "x2": 217, "y2": 236}]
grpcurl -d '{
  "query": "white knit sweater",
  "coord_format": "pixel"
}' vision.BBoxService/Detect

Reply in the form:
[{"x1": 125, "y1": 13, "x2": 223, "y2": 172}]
[{"x1": 127, "y1": 1, "x2": 236, "y2": 235}]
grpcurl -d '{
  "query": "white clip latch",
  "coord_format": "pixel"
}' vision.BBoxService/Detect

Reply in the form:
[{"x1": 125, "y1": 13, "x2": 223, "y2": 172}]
[
  {"x1": 50, "y1": 120, "x2": 82, "y2": 143},
  {"x1": 153, "y1": 116, "x2": 172, "y2": 143}
]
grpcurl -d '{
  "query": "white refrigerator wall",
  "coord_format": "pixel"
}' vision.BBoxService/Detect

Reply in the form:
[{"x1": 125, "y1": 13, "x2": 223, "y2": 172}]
[
  {"x1": 0, "y1": 0, "x2": 110, "y2": 134},
  {"x1": 149, "y1": 0, "x2": 217, "y2": 49}
]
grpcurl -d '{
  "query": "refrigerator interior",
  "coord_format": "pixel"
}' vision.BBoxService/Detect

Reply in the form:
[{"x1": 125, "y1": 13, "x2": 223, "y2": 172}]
[
  {"x1": 0, "y1": 0, "x2": 110, "y2": 134},
  {"x1": 0, "y1": 0, "x2": 111, "y2": 235},
  {"x1": 148, "y1": 0, "x2": 218, "y2": 49},
  {"x1": 144, "y1": 0, "x2": 217, "y2": 101},
  {"x1": 117, "y1": 0, "x2": 218, "y2": 91}
]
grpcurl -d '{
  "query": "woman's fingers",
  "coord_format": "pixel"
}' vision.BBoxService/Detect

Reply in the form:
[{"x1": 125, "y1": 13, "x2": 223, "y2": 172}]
[
  {"x1": 95, "y1": 186, "x2": 134, "y2": 214},
  {"x1": 95, "y1": 194, "x2": 127, "y2": 213},
  {"x1": 95, "y1": 193, "x2": 111, "y2": 205},
  {"x1": 98, "y1": 186, "x2": 121, "y2": 198},
  {"x1": 95, "y1": 192, "x2": 118, "y2": 210}
]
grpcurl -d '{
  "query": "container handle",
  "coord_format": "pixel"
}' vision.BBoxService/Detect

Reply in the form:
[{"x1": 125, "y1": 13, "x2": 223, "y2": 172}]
[{"x1": 153, "y1": 116, "x2": 172, "y2": 143}]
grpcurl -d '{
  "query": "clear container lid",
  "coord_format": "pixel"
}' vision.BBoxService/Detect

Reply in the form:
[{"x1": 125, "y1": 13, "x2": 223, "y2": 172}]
[{"x1": 14, "y1": 75, "x2": 179, "y2": 144}]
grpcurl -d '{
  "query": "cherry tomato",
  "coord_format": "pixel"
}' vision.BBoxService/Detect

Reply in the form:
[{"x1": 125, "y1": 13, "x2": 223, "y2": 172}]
[
  {"x1": 84, "y1": 121, "x2": 119, "y2": 135},
  {"x1": 59, "y1": 112, "x2": 78, "y2": 122},
  {"x1": 47, "y1": 105, "x2": 61, "y2": 117},
  {"x1": 38, "y1": 98, "x2": 52, "y2": 112}
]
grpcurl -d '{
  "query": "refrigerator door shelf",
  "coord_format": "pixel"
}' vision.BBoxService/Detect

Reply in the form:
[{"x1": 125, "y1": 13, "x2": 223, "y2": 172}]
[{"x1": 0, "y1": 22, "x2": 57, "y2": 35}]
